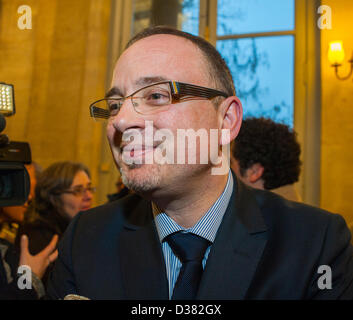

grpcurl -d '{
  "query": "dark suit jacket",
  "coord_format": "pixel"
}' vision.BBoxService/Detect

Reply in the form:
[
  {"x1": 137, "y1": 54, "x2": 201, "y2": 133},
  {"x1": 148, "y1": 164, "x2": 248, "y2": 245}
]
[{"x1": 46, "y1": 176, "x2": 353, "y2": 300}]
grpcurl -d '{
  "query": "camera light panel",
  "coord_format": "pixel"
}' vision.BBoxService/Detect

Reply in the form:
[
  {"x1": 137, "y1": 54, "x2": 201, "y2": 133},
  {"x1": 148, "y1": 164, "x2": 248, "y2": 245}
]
[{"x1": 0, "y1": 83, "x2": 15, "y2": 116}]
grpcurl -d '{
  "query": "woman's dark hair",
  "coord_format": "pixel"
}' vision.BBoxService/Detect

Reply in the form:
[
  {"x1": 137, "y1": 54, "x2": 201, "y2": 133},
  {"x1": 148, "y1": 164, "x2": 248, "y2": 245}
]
[
  {"x1": 232, "y1": 117, "x2": 301, "y2": 190},
  {"x1": 27, "y1": 161, "x2": 91, "y2": 221},
  {"x1": 125, "y1": 25, "x2": 236, "y2": 98}
]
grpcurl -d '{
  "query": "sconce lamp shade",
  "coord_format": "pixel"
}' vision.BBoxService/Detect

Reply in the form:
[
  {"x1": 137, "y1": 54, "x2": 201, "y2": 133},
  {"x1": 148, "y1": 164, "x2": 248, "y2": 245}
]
[{"x1": 328, "y1": 41, "x2": 345, "y2": 65}]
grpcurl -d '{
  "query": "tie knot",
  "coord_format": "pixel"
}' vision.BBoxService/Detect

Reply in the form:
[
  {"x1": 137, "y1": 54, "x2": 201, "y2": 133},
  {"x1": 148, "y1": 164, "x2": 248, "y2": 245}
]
[{"x1": 165, "y1": 232, "x2": 211, "y2": 263}]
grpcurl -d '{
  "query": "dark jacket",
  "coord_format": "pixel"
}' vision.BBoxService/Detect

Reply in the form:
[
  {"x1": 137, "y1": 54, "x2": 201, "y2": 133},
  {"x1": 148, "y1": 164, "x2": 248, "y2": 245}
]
[
  {"x1": 107, "y1": 187, "x2": 130, "y2": 202},
  {"x1": 47, "y1": 175, "x2": 353, "y2": 300}
]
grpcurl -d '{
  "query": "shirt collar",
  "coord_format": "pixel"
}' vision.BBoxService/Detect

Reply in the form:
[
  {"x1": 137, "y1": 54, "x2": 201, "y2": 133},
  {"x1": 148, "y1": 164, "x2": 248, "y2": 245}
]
[{"x1": 153, "y1": 171, "x2": 234, "y2": 243}]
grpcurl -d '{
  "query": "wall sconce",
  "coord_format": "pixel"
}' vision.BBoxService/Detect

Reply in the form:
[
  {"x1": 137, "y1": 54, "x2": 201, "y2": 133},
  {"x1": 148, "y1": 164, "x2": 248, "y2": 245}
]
[{"x1": 328, "y1": 41, "x2": 353, "y2": 80}]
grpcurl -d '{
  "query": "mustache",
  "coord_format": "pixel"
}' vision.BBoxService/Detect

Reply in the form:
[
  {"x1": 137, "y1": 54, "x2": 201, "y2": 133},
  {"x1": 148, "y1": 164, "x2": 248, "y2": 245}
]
[{"x1": 118, "y1": 128, "x2": 165, "y2": 151}]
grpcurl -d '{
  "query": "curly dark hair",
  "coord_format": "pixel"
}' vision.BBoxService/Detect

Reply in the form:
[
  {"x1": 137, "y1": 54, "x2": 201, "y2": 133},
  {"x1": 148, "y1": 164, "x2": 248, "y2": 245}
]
[{"x1": 232, "y1": 117, "x2": 301, "y2": 190}]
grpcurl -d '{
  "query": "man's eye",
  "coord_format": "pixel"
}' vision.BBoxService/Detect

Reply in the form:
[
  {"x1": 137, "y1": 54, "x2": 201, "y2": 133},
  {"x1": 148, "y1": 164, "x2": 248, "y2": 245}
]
[
  {"x1": 145, "y1": 91, "x2": 169, "y2": 105},
  {"x1": 109, "y1": 103, "x2": 119, "y2": 110},
  {"x1": 108, "y1": 102, "x2": 122, "y2": 114},
  {"x1": 150, "y1": 93, "x2": 164, "y2": 99}
]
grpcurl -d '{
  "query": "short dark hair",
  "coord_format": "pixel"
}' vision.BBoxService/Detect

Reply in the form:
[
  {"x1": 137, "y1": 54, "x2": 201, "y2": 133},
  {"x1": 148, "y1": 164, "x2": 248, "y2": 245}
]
[
  {"x1": 232, "y1": 117, "x2": 301, "y2": 190},
  {"x1": 125, "y1": 26, "x2": 236, "y2": 98}
]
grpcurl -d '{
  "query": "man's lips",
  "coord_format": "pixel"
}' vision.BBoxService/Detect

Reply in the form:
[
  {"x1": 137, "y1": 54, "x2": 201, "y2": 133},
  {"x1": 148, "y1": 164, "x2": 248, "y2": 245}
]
[
  {"x1": 122, "y1": 145, "x2": 156, "y2": 158},
  {"x1": 120, "y1": 139, "x2": 162, "y2": 149}
]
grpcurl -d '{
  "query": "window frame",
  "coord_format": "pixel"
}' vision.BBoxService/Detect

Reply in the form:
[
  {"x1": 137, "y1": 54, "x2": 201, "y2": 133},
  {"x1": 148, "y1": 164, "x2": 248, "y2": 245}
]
[{"x1": 201, "y1": 0, "x2": 321, "y2": 206}]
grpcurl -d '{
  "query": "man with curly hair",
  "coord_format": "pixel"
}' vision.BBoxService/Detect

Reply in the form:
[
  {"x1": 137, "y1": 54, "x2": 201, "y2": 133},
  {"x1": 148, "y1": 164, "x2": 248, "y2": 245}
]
[{"x1": 231, "y1": 117, "x2": 302, "y2": 202}]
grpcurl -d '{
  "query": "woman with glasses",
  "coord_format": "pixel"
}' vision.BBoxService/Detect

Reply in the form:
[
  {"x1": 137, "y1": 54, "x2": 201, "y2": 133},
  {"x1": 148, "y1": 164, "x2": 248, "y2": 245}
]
[{"x1": 14, "y1": 161, "x2": 95, "y2": 287}]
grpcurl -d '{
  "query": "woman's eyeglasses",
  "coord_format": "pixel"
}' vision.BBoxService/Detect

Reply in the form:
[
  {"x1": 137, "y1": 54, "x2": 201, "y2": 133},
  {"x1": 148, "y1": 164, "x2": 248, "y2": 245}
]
[{"x1": 61, "y1": 186, "x2": 96, "y2": 197}]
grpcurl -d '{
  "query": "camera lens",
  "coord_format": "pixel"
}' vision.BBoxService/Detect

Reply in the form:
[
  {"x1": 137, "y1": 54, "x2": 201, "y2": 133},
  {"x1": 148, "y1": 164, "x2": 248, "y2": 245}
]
[{"x1": 0, "y1": 172, "x2": 13, "y2": 199}]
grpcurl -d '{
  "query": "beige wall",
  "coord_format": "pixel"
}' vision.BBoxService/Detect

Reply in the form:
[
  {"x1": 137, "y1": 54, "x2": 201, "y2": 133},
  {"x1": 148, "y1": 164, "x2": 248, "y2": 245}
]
[
  {"x1": 0, "y1": 0, "x2": 112, "y2": 205},
  {"x1": 321, "y1": 0, "x2": 353, "y2": 224}
]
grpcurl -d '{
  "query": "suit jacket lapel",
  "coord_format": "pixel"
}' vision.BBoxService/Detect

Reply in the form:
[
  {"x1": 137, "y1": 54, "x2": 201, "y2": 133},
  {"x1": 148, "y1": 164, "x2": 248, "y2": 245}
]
[
  {"x1": 197, "y1": 176, "x2": 268, "y2": 300},
  {"x1": 118, "y1": 200, "x2": 169, "y2": 299}
]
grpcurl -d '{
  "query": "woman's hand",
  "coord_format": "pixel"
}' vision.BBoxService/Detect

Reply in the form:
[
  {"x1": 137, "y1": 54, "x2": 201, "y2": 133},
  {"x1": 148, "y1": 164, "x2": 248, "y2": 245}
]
[{"x1": 19, "y1": 234, "x2": 59, "y2": 279}]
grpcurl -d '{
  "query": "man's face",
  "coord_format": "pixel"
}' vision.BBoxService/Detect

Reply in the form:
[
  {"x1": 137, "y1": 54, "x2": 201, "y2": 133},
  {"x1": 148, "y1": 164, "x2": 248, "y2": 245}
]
[{"x1": 107, "y1": 35, "x2": 222, "y2": 196}]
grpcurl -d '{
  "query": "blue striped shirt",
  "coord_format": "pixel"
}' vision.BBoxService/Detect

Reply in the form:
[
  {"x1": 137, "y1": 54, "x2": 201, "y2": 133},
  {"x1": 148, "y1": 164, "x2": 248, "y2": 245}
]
[{"x1": 153, "y1": 171, "x2": 234, "y2": 299}]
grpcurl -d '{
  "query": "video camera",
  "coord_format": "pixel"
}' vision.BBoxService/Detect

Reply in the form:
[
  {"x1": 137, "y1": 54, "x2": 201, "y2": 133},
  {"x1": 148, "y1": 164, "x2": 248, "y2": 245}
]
[{"x1": 0, "y1": 83, "x2": 31, "y2": 207}]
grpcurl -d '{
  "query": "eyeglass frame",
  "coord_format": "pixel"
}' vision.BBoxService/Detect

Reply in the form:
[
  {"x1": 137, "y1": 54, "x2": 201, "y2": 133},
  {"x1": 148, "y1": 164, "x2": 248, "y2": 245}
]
[
  {"x1": 89, "y1": 80, "x2": 229, "y2": 120},
  {"x1": 59, "y1": 186, "x2": 96, "y2": 197}
]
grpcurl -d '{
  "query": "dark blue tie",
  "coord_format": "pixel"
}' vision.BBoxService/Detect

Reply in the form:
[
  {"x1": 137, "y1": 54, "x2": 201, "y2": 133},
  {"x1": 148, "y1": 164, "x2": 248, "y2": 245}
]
[{"x1": 166, "y1": 232, "x2": 211, "y2": 300}]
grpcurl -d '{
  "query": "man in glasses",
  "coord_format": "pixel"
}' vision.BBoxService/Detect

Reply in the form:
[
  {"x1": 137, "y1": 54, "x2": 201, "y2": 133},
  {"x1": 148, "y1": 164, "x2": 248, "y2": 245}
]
[{"x1": 47, "y1": 26, "x2": 353, "y2": 300}]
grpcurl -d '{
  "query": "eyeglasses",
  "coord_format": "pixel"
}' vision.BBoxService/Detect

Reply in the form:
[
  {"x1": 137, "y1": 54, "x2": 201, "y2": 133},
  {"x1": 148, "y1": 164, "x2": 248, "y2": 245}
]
[
  {"x1": 89, "y1": 80, "x2": 228, "y2": 120},
  {"x1": 61, "y1": 186, "x2": 96, "y2": 197}
]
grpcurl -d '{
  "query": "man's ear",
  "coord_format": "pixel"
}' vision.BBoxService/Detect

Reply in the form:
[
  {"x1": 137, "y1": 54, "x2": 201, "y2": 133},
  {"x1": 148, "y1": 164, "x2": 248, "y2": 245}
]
[
  {"x1": 247, "y1": 163, "x2": 264, "y2": 183},
  {"x1": 217, "y1": 96, "x2": 243, "y2": 145}
]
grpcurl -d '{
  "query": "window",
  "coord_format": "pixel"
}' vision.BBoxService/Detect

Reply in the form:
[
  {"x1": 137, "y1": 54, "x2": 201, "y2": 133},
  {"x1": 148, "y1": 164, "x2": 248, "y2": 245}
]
[
  {"x1": 216, "y1": 0, "x2": 295, "y2": 126},
  {"x1": 132, "y1": 0, "x2": 200, "y2": 36},
  {"x1": 217, "y1": 35, "x2": 294, "y2": 125}
]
